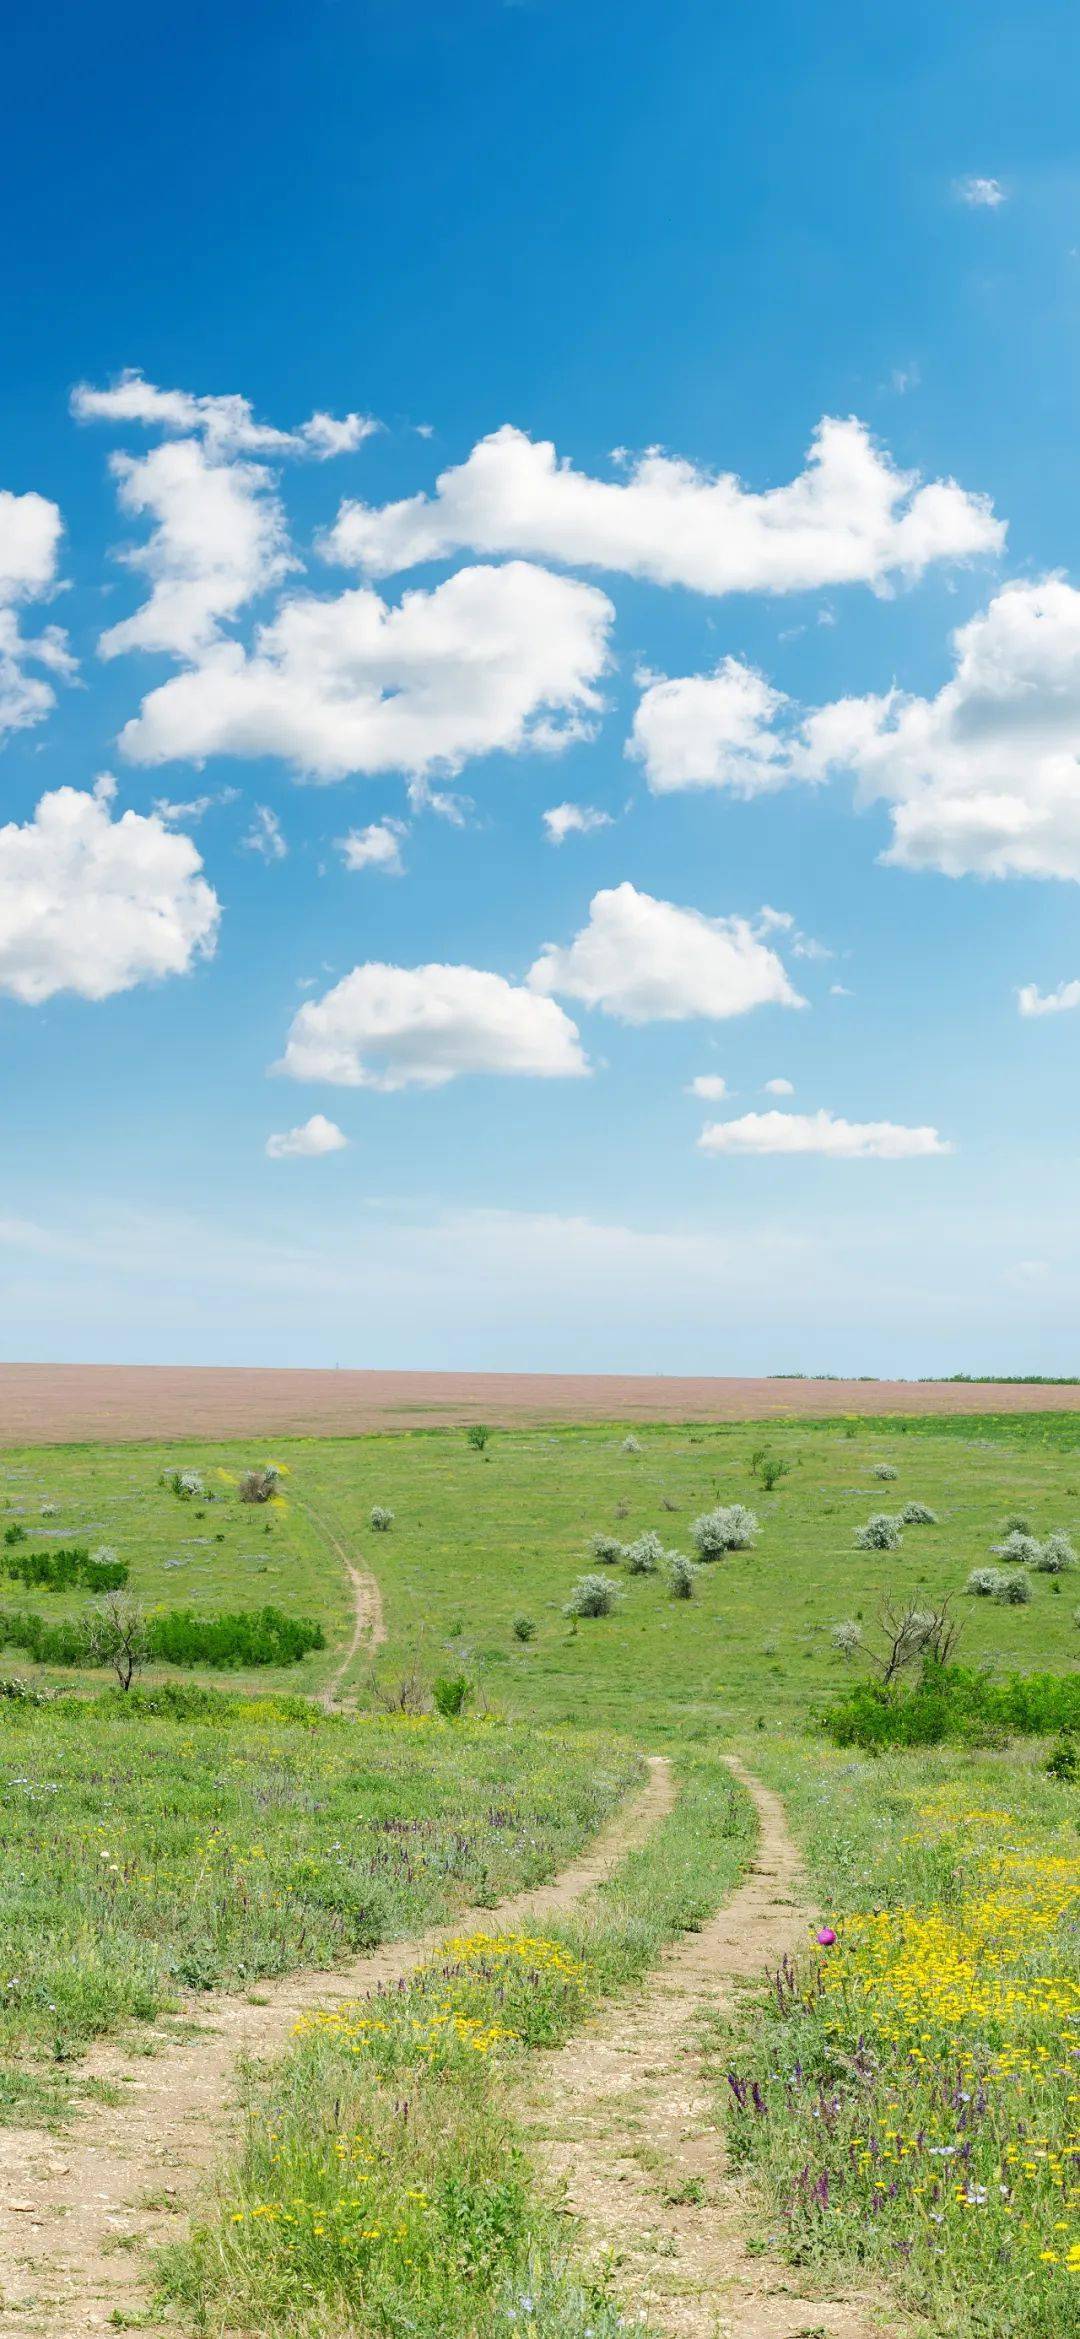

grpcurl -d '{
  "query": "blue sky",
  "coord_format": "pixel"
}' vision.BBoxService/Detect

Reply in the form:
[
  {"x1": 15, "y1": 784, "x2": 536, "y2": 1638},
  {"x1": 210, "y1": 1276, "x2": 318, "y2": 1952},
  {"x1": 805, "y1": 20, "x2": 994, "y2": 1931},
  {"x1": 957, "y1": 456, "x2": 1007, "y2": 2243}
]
[{"x1": 3, "y1": 0, "x2": 1080, "y2": 1371}]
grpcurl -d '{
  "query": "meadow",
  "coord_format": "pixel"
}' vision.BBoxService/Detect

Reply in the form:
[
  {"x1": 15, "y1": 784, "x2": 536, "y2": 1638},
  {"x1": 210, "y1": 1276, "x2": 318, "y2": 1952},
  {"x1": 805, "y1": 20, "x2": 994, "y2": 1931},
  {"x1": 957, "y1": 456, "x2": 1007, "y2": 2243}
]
[{"x1": 0, "y1": 1409, "x2": 1077, "y2": 2336}]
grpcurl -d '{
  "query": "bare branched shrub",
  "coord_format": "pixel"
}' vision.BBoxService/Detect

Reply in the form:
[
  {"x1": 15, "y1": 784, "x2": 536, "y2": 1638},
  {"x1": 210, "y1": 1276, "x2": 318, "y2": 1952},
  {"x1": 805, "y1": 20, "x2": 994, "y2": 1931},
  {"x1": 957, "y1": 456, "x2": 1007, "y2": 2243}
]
[
  {"x1": 239, "y1": 1467, "x2": 279, "y2": 1505},
  {"x1": 861, "y1": 1597, "x2": 960, "y2": 1686},
  {"x1": 85, "y1": 1594, "x2": 149, "y2": 1692}
]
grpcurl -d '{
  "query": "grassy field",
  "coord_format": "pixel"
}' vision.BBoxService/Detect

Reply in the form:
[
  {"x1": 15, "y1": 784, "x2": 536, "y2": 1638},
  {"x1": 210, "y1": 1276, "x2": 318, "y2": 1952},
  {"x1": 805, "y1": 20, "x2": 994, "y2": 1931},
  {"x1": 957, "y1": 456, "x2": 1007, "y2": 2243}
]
[{"x1": 0, "y1": 1410, "x2": 1078, "y2": 2335}]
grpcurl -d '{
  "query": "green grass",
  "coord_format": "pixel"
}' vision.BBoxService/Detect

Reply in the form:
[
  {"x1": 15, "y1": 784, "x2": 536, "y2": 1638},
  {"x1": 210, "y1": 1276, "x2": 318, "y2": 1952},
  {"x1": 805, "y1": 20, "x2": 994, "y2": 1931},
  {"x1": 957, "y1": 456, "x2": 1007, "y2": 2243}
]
[
  {"x1": 718, "y1": 1736, "x2": 1080, "y2": 2338},
  {"x1": 159, "y1": 1748, "x2": 754, "y2": 2339},
  {"x1": 0, "y1": 1690, "x2": 637, "y2": 2083}
]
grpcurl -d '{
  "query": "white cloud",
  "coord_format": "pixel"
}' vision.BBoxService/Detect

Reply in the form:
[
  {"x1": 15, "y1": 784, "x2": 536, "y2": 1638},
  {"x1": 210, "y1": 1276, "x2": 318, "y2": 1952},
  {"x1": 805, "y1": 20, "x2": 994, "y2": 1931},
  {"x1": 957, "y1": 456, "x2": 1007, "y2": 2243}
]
[
  {"x1": 955, "y1": 175, "x2": 1006, "y2": 209},
  {"x1": 629, "y1": 657, "x2": 797, "y2": 795},
  {"x1": 0, "y1": 487, "x2": 74, "y2": 742},
  {"x1": 830, "y1": 983, "x2": 854, "y2": 998},
  {"x1": 698, "y1": 1108, "x2": 951, "y2": 1159},
  {"x1": 0, "y1": 776, "x2": 220, "y2": 1004},
  {"x1": 118, "y1": 562, "x2": 613, "y2": 782},
  {"x1": 527, "y1": 883, "x2": 805, "y2": 1024},
  {"x1": 687, "y1": 1074, "x2": 729, "y2": 1099},
  {"x1": 72, "y1": 370, "x2": 376, "y2": 459},
  {"x1": 1017, "y1": 978, "x2": 1080, "y2": 1017},
  {"x1": 763, "y1": 1077, "x2": 794, "y2": 1095},
  {"x1": 326, "y1": 415, "x2": 1002, "y2": 596},
  {"x1": 542, "y1": 801, "x2": 614, "y2": 844},
  {"x1": 275, "y1": 961, "x2": 590, "y2": 1089},
  {"x1": 265, "y1": 1113, "x2": 348, "y2": 1159},
  {"x1": 152, "y1": 787, "x2": 240, "y2": 823},
  {"x1": 242, "y1": 804, "x2": 287, "y2": 862},
  {"x1": 337, "y1": 819, "x2": 408, "y2": 874},
  {"x1": 97, "y1": 436, "x2": 295, "y2": 661}
]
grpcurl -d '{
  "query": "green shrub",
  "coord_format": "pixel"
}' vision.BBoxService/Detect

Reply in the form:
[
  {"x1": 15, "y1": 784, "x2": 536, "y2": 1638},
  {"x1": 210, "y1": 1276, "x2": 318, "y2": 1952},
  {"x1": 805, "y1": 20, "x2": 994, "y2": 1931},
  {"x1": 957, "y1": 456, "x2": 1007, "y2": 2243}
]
[
  {"x1": 900, "y1": 1501, "x2": 938, "y2": 1525},
  {"x1": 690, "y1": 1503, "x2": 758, "y2": 1558},
  {"x1": 466, "y1": 1425, "x2": 490, "y2": 1452},
  {"x1": 165, "y1": 1468, "x2": 206, "y2": 1500},
  {"x1": 564, "y1": 1573, "x2": 621, "y2": 1619},
  {"x1": 432, "y1": 1673, "x2": 472, "y2": 1718},
  {"x1": 0, "y1": 1603, "x2": 324, "y2": 1673},
  {"x1": 588, "y1": 1533, "x2": 626, "y2": 1565},
  {"x1": 512, "y1": 1615, "x2": 536, "y2": 1642},
  {"x1": 2, "y1": 1525, "x2": 26, "y2": 1547},
  {"x1": 2, "y1": 1545, "x2": 128, "y2": 1594},
  {"x1": 666, "y1": 1553, "x2": 698, "y2": 1599},
  {"x1": 820, "y1": 1661, "x2": 1080, "y2": 1749},
  {"x1": 369, "y1": 1505, "x2": 394, "y2": 1532},
  {"x1": 997, "y1": 1573, "x2": 1032, "y2": 1605},
  {"x1": 1046, "y1": 1733, "x2": 1079, "y2": 1782},
  {"x1": 854, "y1": 1513, "x2": 903, "y2": 1551},
  {"x1": 871, "y1": 1463, "x2": 899, "y2": 1482}
]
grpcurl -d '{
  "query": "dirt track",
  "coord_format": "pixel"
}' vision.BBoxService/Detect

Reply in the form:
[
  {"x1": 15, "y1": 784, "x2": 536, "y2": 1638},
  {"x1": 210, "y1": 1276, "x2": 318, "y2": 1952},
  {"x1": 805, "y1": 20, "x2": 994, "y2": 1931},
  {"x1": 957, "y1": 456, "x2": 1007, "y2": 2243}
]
[{"x1": 1, "y1": 1362, "x2": 1078, "y2": 1446}]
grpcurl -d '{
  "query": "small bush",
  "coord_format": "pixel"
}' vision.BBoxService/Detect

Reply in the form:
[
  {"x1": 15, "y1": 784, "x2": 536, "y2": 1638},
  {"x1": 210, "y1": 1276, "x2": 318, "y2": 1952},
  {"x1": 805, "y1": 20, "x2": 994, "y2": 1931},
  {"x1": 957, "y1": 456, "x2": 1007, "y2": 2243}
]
[
  {"x1": 871, "y1": 1463, "x2": 899, "y2": 1482},
  {"x1": 0, "y1": 1674, "x2": 49, "y2": 1704},
  {"x1": 900, "y1": 1501, "x2": 938, "y2": 1525},
  {"x1": 2, "y1": 1525, "x2": 26, "y2": 1547},
  {"x1": 1033, "y1": 1529, "x2": 1077, "y2": 1574},
  {"x1": 165, "y1": 1468, "x2": 205, "y2": 1500},
  {"x1": 1046, "y1": 1733, "x2": 1079, "y2": 1782},
  {"x1": 751, "y1": 1446, "x2": 790, "y2": 1492},
  {"x1": 564, "y1": 1573, "x2": 622, "y2": 1619},
  {"x1": 511, "y1": 1615, "x2": 536, "y2": 1642},
  {"x1": 853, "y1": 1513, "x2": 903, "y2": 1551},
  {"x1": 369, "y1": 1505, "x2": 394, "y2": 1533},
  {"x1": 432, "y1": 1673, "x2": 472, "y2": 1718},
  {"x1": 967, "y1": 1566, "x2": 1007, "y2": 1598},
  {"x1": 690, "y1": 1503, "x2": 759, "y2": 1559},
  {"x1": 466, "y1": 1425, "x2": 490, "y2": 1452},
  {"x1": 3, "y1": 1545, "x2": 128, "y2": 1594},
  {"x1": 624, "y1": 1530, "x2": 664, "y2": 1575},
  {"x1": 589, "y1": 1533, "x2": 626, "y2": 1565},
  {"x1": 621, "y1": 1434, "x2": 642, "y2": 1455},
  {"x1": 831, "y1": 1620, "x2": 862, "y2": 1658},
  {"x1": 238, "y1": 1467, "x2": 279, "y2": 1505},
  {"x1": 996, "y1": 1573, "x2": 1032, "y2": 1605},
  {"x1": 997, "y1": 1528, "x2": 1041, "y2": 1566},
  {"x1": 1003, "y1": 1513, "x2": 1033, "y2": 1535},
  {"x1": 666, "y1": 1553, "x2": 698, "y2": 1599}
]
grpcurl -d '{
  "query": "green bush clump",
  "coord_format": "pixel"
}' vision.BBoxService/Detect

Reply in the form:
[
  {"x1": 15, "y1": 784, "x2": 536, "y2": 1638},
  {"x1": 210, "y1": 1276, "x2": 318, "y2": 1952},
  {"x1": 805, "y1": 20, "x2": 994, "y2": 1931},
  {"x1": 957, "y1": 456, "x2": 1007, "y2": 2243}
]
[
  {"x1": 432, "y1": 1674, "x2": 472, "y2": 1718},
  {"x1": 0, "y1": 1603, "x2": 324, "y2": 1673},
  {"x1": 564, "y1": 1573, "x2": 621, "y2": 1619},
  {"x1": 871, "y1": 1462, "x2": 899, "y2": 1482},
  {"x1": 820, "y1": 1661, "x2": 1080, "y2": 1750},
  {"x1": 3, "y1": 1524, "x2": 26, "y2": 1547},
  {"x1": 369, "y1": 1505, "x2": 394, "y2": 1533},
  {"x1": 3, "y1": 1545, "x2": 128, "y2": 1594},
  {"x1": 854, "y1": 1513, "x2": 903, "y2": 1551},
  {"x1": 511, "y1": 1615, "x2": 536, "y2": 1643},
  {"x1": 666, "y1": 1552, "x2": 698, "y2": 1599},
  {"x1": 588, "y1": 1532, "x2": 626, "y2": 1565},
  {"x1": 690, "y1": 1503, "x2": 758, "y2": 1558},
  {"x1": 900, "y1": 1501, "x2": 938, "y2": 1525}
]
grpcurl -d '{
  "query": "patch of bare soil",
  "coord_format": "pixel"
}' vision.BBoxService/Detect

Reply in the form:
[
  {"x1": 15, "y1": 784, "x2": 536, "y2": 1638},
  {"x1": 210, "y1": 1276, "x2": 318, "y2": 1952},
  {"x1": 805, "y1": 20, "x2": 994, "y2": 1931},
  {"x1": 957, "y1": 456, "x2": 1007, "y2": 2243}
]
[
  {"x1": 524, "y1": 1757, "x2": 897, "y2": 2339},
  {"x1": 1, "y1": 1362, "x2": 1076, "y2": 1446},
  {"x1": 0, "y1": 1759, "x2": 673, "y2": 2337}
]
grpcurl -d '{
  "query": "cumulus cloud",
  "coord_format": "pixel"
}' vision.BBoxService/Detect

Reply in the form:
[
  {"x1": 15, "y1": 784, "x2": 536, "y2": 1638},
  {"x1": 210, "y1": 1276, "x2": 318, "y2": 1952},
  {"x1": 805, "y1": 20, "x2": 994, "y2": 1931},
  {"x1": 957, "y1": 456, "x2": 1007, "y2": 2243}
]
[
  {"x1": 275, "y1": 961, "x2": 590, "y2": 1089},
  {"x1": 242, "y1": 804, "x2": 287, "y2": 862},
  {"x1": 687, "y1": 1074, "x2": 729, "y2": 1099},
  {"x1": 118, "y1": 562, "x2": 613, "y2": 783},
  {"x1": 542, "y1": 801, "x2": 614, "y2": 844},
  {"x1": 629, "y1": 657, "x2": 797, "y2": 795},
  {"x1": 698, "y1": 1108, "x2": 951, "y2": 1159},
  {"x1": 527, "y1": 883, "x2": 805, "y2": 1024},
  {"x1": 265, "y1": 1113, "x2": 348, "y2": 1159},
  {"x1": 0, "y1": 487, "x2": 74, "y2": 742},
  {"x1": 955, "y1": 175, "x2": 1006, "y2": 208},
  {"x1": 337, "y1": 819, "x2": 408, "y2": 874},
  {"x1": 96, "y1": 436, "x2": 295, "y2": 661},
  {"x1": 763, "y1": 1076, "x2": 795, "y2": 1095},
  {"x1": 0, "y1": 776, "x2": 220, "y2": 1004},
  {"x1": 326, "y1": 416, "x2": 1002, "y2": 596},
  {"x1": 72, "y1": 370, "x2": 376, "y2": 459},
  {"x1": 1017, "y1": 978, "x2": 1080, "y2": 1016}
]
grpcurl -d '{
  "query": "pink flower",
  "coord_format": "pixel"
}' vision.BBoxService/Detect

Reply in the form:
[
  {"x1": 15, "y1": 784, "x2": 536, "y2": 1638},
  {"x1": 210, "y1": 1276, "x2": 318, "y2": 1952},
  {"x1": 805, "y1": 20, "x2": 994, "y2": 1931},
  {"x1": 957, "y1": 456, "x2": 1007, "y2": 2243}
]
[{"x1": 815, "y1": 1925, "x2": 837, "y2": 1947}]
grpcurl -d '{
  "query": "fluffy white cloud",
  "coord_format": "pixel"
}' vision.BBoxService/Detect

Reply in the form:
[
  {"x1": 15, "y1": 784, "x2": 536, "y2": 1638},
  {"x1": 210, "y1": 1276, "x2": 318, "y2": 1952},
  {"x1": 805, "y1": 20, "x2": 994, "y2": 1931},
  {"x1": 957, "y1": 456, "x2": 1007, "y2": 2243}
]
[
  {"x1": 265, "y1": 1114, "x2": 348, "y2": 1159},
  {"x1": 763, "y1": 1076, "x2": 795, "y2": 1095},
  {"x1": 326, "y1": 416, "x2": 1002, "y2": 596},
  {"x1": 0, "y1": 488, "x2": 73, "y2": 742},
  {"x1": 527, "y1": 883, "x2": 805, "y2": 1024},
  {"x1": 687, "y1": 1074, "x2": 728, "y2": 1099},
  {"x1": 629, "y1": 657, "x2": 796, "y2": 795},
  {"x1": 118, "y1": 562, "x2": 613, "y2": 782},
  {"x1": 97, "y1": 436, "x2": 295, "y2": 661},
  {"x1": 337, "y1": 819, "x2": 408, "y2": 874},
  {"x1": 275, "y1": 961, "x2": 590, "y2": 1089},
  {"x1": 72, "y1": 370, "x2": 376, "y2": 459},
  {"x1": 542, "y1": 801, "x2": 614, "y2": 844},
  {"x1": 698, "y1": 1108, "x2": 951, "y2": 1159},
  {"x1": 242, "y1": 805, "x2": 287, "y2": 862},
  {"x1": 0, "y1": 777, "x2": 220, "y2": 1004},
  {"x1": 955, "y1": 175, "x2": 1006, "y2": 208},
  {"x1": 1017, "y1": 978, "x2": 1080, "y2": 1017}
]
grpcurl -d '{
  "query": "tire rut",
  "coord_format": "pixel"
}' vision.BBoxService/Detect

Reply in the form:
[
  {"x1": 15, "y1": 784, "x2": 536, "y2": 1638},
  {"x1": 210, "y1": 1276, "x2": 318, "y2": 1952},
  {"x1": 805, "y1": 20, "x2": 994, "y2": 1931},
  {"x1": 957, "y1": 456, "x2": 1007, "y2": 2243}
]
[{"x1": 0, "y1": 1758, "x2": 672, "y2": 2337}]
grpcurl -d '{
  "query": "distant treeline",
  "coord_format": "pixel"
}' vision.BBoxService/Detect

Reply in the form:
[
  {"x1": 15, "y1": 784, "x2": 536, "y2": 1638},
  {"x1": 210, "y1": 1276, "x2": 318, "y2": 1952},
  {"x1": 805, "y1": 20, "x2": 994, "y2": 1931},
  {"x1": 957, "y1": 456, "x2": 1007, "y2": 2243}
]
[
  {"x1": 0, "y1": 1604, "x2": 325, "y2": 1672},
  {"x1": 820, "y1": 1663, "x2": 1080, "y2": 1750},
  {"x1": 3, "y1": 1546, "x2": 128, "y2": 1593}
]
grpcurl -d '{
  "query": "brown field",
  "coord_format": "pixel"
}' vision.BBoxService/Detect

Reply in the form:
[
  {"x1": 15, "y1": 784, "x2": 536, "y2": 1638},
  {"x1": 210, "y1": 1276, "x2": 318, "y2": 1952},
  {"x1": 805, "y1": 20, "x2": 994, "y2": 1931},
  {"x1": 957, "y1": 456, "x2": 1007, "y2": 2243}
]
[{"x1": 0, "y1": 1362, "x2": 1078, "y2": 1445}]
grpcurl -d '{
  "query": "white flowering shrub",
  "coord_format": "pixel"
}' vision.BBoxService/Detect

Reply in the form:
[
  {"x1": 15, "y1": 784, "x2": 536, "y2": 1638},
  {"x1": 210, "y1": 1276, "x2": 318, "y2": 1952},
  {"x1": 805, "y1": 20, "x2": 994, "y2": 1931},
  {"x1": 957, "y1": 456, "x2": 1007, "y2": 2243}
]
[
  {"x1": 666, "y1": 1552, "x2": 698, "y2": 1599},
  {"x1": 997, "y1": 1528, "x2": 1041, "y2": 1566},
  {"x1": 589, "y1": 1533, "x2": 626, "y2": 1565},
  {"x1": 621, "y1": 1435, "x2": 643, "y2": 1455},
  {"x1": 967, "y1": 1566, "x2": 1007, "y2": 1597},
  {"x1": 1033, "y1": 1530, "x2": 1077, "y2": 1574},
  {"x1": 624, "y1": 1530, "x2": 664, "y2": 1575},
  {"x1": 564, "y1": 1572, "x2": 622, "y2": 1619},
  {"x1": 853, "y1": 1513, "x2": 903, "y2": 1551},
  {"x1": 165, "y1": 1468, "x2": 206, "y2": 1500},
  {"x1": 39, "y1": 1501, "x2": 59, "y2": 1518},
  {"x1": 831, "y1": 1620, "x2": 862, "y2": 1657},
  {"x1": 996, "y1": 1573, "x2": 1032, "y2": 1605},
  {"x1": 900, "y1": 1501, "x2": 938, "y2": 1525},
  {"x1": 690, "y1": 1503, "x2": 759, "y2": 1559},
  {"x1": 871, "y1": 1463, "x2": 899, "y2": 1482},
  {"x1": 369, "y1": 1505, "x2": 394, "y2": 1533}
]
